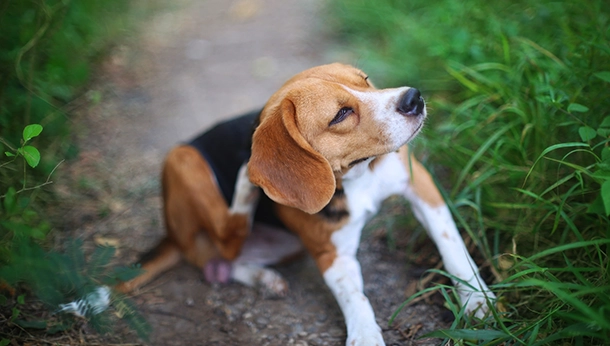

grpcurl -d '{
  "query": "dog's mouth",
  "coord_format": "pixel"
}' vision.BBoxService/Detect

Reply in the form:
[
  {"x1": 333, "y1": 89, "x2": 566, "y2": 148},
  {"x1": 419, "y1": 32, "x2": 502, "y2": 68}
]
[
  {"x1": 394, "y1": 117, "x2": 425, "y2": 150},
  {"x1": 409, "y1": 119, "x2": 425, "y2": 141}
]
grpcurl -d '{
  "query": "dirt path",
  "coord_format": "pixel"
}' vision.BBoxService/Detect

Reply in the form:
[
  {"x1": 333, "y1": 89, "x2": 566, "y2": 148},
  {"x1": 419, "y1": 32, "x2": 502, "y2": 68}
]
[{"x1": 57, "y1": 0, "x2": 449, "y2": 344}]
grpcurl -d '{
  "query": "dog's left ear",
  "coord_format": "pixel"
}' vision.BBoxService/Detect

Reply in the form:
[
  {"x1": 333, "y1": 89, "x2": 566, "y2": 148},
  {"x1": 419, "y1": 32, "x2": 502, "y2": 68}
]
[{"x1": 248, "y1": 98, "x2": 335, "y2": 214}]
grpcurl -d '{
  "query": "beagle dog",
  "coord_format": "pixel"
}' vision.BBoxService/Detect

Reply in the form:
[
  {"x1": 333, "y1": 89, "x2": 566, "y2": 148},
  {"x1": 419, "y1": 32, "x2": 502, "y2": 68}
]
[{"x1": 118, "y1": 63, "x2": 495, "y2": 345}]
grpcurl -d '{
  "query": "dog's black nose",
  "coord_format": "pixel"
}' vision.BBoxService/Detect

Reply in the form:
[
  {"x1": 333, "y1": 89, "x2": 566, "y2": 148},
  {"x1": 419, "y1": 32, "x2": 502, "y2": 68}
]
[{"x1": 397, "y1": 88, "x2": 424, "y2": 116}]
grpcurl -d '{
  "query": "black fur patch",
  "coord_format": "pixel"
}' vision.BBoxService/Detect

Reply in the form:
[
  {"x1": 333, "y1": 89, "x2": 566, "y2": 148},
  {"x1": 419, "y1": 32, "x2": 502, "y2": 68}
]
[{"x1": 319, "y1": 187, "x2": 349, "y2": 222}]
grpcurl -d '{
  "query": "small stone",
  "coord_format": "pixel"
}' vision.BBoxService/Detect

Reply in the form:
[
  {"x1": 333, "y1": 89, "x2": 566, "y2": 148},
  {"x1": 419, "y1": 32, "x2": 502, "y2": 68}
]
[
  {"x1": 328, "y1": 326, "x2": 344, "y2": 337},
  {"x1": 185, "y1": 297, "x2": 194, "y2": 306},
  {"x1": 315, "y1": 313, "x2": 327, "y2": 324},
  {"x1": 292, "y1": 323, "x2": 304, "y2": 335},
  {"x1": 310, "y1": 338, "x2": 323, "y2": 346},
  {"x1": 256, "y1": 317, "x2": 270, "y2": 326}
]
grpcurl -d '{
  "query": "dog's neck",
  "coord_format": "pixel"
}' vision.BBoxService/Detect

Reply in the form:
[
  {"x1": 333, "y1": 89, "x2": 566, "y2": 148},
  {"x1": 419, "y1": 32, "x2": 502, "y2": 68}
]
[{"x1": 339, "y1": 156, "x2": 379, "y2": 181}]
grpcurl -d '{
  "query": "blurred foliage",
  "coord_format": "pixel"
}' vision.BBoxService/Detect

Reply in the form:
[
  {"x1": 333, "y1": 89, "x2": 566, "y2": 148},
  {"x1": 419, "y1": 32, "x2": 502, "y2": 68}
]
[
  {"x1": 0, "y1": 237, "x2": 149, "y2": 342},
  {"x1": 0, "y1": 0, "x2": 158, "y2": 342},
  {"x1": 0, "y1": 0, "x2": 140, "y2": 171},
  {"x1": 329, "y1": 0, "x2": 610, "y2": 344}
]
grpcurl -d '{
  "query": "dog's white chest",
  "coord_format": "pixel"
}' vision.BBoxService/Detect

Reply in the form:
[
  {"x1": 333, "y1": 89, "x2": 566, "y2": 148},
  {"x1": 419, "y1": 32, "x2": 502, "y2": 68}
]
[
  {"x1": 344, "y1": 153, "x2": 409, "y2": 220},
  {"x1": 332, "y1": 153, "x2": 409, "y2": 256}
]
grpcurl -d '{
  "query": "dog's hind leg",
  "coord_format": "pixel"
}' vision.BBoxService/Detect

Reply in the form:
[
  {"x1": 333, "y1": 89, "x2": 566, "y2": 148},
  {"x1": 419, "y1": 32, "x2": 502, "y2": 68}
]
[
  {"x1": 115, "y1": 238, "x2": 182, "y2": 293},
  {"x1": 229, "y1": 223, "x2": 303, "y2": 296},
  {"x1": 164, "y1": 146, "x2": 252, "y2": 262}
]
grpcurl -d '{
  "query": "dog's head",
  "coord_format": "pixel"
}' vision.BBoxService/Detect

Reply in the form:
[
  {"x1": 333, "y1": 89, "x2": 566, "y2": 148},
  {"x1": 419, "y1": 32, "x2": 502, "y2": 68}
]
[{"x1": 248, "y1": 63, "x2": 426, "y2": 214}]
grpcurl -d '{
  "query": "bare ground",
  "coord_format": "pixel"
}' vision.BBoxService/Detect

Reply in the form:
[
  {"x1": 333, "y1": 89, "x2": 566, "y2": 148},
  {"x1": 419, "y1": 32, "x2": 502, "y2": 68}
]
[{"x1": 53, "y1": 0, "x2": 454, "y2": 344}]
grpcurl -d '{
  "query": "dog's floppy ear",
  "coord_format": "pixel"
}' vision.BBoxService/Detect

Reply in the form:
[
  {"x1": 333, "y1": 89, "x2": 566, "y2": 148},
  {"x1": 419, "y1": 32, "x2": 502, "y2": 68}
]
[{"x1": 248, "y1": 98, "x2": 335, "y2": 214}]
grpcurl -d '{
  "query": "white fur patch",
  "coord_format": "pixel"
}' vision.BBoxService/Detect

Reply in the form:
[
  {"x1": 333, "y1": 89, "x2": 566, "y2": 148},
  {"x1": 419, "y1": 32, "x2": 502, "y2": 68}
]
[
  {"x1": 229, "y1": 163, "x2": 260, "y2": 216},
  {"x1": 323, "y1": 257, "x2": 384, "y2": 346},
  {"x1": 58, "y1": 286, "x2": 111, "y2": 317},
  {"x1": 402, "y1": 191, "x2": 496, "y2": 317},
  {"x1": 323, "y1": 154, "x2": 409, "y2": 346},
  {"x1": 342, "y1": 86, "x2": 426, "y2": 150}
]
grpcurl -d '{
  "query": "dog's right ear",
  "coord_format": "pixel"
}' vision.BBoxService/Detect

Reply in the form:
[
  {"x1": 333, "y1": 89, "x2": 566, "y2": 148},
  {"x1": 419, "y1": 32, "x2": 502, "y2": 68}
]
[{"x1": 248, "y1": 98, "x2": 335, "y2": 214}]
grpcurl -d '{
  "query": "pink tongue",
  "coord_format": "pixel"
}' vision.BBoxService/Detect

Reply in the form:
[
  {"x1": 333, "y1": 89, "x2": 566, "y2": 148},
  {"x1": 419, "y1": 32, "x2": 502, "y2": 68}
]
[{"x1": 203, "y1": 258, "x2": 232, "y2": 283}]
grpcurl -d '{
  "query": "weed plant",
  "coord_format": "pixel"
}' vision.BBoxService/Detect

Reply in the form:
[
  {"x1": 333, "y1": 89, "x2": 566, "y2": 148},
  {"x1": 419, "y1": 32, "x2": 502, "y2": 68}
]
[
  {"x1": 0, "y1": 125, "x2": 149, "y2": 343},
  {"x1": 329, "y1": 0, "x2": 609, "y2": 344}
]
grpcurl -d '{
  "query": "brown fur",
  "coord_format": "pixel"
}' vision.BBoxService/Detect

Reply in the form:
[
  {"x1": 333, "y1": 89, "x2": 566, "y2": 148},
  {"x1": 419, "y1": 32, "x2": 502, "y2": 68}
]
[
  {"x1": 275, "y1": 203, "x2": 347, "y2": 273},
  {"x1": 118, "y1": 145, "x2": 251, "y2": 293},
  {"x1": 249, "y1": 98, "x2": 336, "y2": 214},
  {"x1": 398, "y1": 146, "x2": 444, "y2": 207}
]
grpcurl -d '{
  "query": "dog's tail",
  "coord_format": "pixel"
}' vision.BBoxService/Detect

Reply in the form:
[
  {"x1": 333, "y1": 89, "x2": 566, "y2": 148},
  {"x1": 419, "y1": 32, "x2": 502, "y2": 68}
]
[{"x1": 115, "y1": 238, "x2": 182, "y2": 293}]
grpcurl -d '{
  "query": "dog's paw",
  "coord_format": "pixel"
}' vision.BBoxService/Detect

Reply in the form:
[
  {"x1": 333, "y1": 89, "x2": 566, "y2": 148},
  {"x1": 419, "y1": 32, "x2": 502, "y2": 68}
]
[
  {"x1": 203, "y1": 258, "x2": 232, "y2": 283},
  {"x1": 231, "y1": 263, "x2": 288, "y2": 298},
  {"x1": 460, "y1": 289, "x2": 496, "y2": 319},
  {"x1": 257, "y1": 268, "x2": 288, "y2": 298},
  {"x1": 347, "y1": 328, "x2": 385, "y2": 346}
]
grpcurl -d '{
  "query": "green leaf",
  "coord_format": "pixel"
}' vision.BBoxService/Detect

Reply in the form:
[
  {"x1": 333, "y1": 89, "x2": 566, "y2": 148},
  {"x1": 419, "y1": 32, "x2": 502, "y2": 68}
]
[
  {"x1": 47, "y1": 321, "x2": 72, "y2": 334},
  {"x1": 568, "y1": 103, "x2": 589, "y2": 113},
  {"x1": 3, "y1": 187, "x2": 16, "y2": 214},
  {"x1": 19, "y1": 146, "x2": 40, "y2": 168},
  {"x1": 88, "y1": 245, "x2": 116, "y2": 279},
  {"x1": 109, "y1": 265, "x2": 143, "y2": 283},
  {"x1": 578, "y1": 126, "x2": 597, "y2": 141},
  {"x1": 22, "y1": 124, "x2": 43, "y2": 142},
  {"x1": 602, "y1": 147, "x2": 610, "y2": 162},
  {"x1": 600, "y1": 116, "x2": 610, "y2": 128},
  {"x1": 594, "y1": 71, "x2": 610, "y2": 83},
  {"x1": 1, "y1": 220, "x2": 42, "y2": 239},
  {"x1": 10, "y1": 307, "x2": 20, "y2": 321},
  {"x1": 592, "y1": 170, "x2": 610, "y2": 181},
  {"x1": 88, "y1": 90, "x2": 102, "y2": 104},
  {"x1": 0, "y1": 339, "x2": 10, "y2": 346},
  {"x1": 587, "y1": 194, "x2": 606, "y2": 216},
  {"x1": 602, "y1": 181, "x2": 610, "y2": 216},
  {"x1": 17, "y1": 294, "x2": 25, "y2": 304},
  {"x1": 4, "y1": 151, "x2": 15, "y2": 157},
  {"x1": 15, "y1": 319, "x2": 47, "y2": 329},
  {"x1": 598, "y1": 128, "x2": 610, "y2": 137},
  {"x1": 423, "y1": 328, "x2": 508, "y2": 340}
]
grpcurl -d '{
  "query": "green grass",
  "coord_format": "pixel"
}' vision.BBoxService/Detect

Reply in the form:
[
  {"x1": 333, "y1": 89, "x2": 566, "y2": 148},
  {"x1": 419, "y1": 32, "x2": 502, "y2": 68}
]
[{"x1": 328, "y1": 0, "x2": 610, "y2": 344}]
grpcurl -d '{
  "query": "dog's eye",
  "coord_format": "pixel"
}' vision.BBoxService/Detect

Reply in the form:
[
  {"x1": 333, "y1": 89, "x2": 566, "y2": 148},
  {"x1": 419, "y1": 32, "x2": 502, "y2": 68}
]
[{"x1": 329, "y1": 107, "x2": 353, "y2": 126}]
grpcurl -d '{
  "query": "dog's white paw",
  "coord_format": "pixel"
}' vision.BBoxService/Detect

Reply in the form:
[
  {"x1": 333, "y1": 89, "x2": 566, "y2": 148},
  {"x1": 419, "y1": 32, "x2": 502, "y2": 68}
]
[
  {"x1": 459, "y1": 288, "x2": 496, "y2": 318},
  {"x1": 231, "y1": 263, "x2": 288, "y2": 297},
  {"x1": 347, "y1": 325, "x2": 385, "y2": 346},
  {"x1": 347, "y1": 333, "x2": 385, "y2": 346},
  {"x1": 257, "y1": 267, "x2": 288, "y2": 297}
]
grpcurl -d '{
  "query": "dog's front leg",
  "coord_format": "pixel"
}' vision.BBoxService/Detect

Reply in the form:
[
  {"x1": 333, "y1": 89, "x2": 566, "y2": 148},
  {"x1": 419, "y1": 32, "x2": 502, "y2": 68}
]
[
  {"x1": 205, "y1": 163, "x2": 260, "y2": 281},
  {"x1": 399, "y1": 148, "x2": 495, "y2": 318},
  {"x1": 411, "y1": 199, "x2": 495, "y2": 317},
  {"x1": 318, "y1": 218, "x2": 385, "y2": 345},
  {"x1": 323, "y1": 255, "x2": 385, "y2": 346},
  {"x1": 229, "y1": 163, "x2": 260, "y2": 217}
]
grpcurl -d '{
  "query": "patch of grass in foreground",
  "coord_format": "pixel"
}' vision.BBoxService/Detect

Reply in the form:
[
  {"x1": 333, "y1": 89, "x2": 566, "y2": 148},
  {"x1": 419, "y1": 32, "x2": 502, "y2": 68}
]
[{"x1": 328, "y1": 0, "x2": 610, "y2": 344}]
